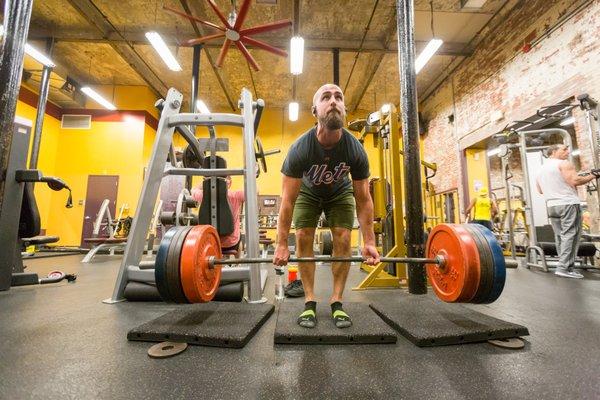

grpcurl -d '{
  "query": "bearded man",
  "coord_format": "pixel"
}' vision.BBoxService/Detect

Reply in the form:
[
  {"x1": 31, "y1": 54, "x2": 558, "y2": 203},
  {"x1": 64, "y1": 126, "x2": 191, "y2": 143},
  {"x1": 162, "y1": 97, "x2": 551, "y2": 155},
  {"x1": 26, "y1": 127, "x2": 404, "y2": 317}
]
[{"x1": 273, "y1": 83, "x2": 380, "y2": 329}]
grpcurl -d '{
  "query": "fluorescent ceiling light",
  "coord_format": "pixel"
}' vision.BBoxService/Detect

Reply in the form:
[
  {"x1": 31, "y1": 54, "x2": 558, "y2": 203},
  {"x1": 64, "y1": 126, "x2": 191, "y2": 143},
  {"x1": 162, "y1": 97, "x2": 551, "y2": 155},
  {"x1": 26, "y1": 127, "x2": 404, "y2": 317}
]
[
  {"x1": 288, "y1": 102, "x2": 299, "y2": 122},
  {"x1": 487, "y1": 148, "x2": 500, "y2": 157},
  {"x1": 0, "y1": 24, "x2": 55, "y2": 67},
  {"x1": 290, "y1": 36, "x2": 304, "y2": 75},
  {"x1": 560, "y1": 116, "x2": 576, "y2": 126},
  {"x1": 415, "y1": 38, "x2": 443, "y2": 74},
  {"x1": 145, "y1": 31, "x2": 182, "y2": 72},
  {"x1": 81, "y1": 87, "x2": 117, "y2": 110},
  {"x1": 461, "y1": 0, "x2": 487, "y2": 9},
  {"x1": 196, "y1": 100, "x2": 210, "y2": 114}
]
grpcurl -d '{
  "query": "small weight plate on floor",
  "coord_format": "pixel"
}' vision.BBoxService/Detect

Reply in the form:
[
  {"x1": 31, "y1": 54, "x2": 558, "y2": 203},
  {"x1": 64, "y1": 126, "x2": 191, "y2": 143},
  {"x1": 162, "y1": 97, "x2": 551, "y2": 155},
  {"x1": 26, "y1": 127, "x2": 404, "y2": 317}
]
[
  {"x1": 487, "y1": 338, "x2": 524, "y2": 349},
  {"x1": 147, "y1": 341, "x2": 188, "y2": 358},
  {"x1": 166, "y1": 226, "x2": 193, "y2": 304},
  {"x1": 472, "y1": 224, "x2": 506, "y2": 303},
  {"x1": 426, "y1": 224, "x2": 480, "y2": 303},
  {"x1": 180, "y1": 225, "x2": 222, "y2": 303},
  {"x1": 319, "y1": 230, "x2": 333, "y2": 255},
  {"x1": 155, "y1": 227, "x2": 178, "y2": 302},
  {"x1": 463, "y1": 224, "x2": 494, "y2": 304}
]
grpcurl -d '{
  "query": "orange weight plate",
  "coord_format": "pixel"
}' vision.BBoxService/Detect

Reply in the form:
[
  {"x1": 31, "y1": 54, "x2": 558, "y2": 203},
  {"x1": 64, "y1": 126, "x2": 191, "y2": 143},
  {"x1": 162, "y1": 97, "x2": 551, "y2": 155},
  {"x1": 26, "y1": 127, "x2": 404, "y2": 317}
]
[
  {"x1": 180, "y1": 225, "x2": 222, "y2": 303},
  {"x1": 425, "y1": 224, "x2": 480, "y2": 303}
]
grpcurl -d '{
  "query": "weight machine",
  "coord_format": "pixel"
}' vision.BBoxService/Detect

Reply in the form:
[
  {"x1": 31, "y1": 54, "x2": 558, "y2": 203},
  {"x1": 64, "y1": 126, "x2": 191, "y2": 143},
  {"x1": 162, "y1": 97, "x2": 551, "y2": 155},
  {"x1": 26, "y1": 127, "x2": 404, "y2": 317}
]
[{"x1": 105, "y1": 88, "x2": 269, "y2": 304}]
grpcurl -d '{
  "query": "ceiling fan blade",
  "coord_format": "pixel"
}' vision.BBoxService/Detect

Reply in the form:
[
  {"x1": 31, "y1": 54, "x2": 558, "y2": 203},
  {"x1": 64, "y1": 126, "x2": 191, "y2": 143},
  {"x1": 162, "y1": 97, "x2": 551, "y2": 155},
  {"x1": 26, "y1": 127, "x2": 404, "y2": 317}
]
[
  {"x1": 240, "y1": 36, "x2": 288, "y2": 57},
  {"x1": 239, "y1": 20, "x2": 292, "y2": 36},
  {"x1": 233, "y1": 41, "x2": 260, "y2": 71},
  {"x1": 163, "y1": 6, "x2": 225, "y2": 31},
  {"x1": 217, "y1": 39, "x2": 232, "y2": 67},
  {"x1": 184, "y1": 33, "x2": 226, "y2": 46},
  {"x1": 233, "y1": 0, "x2": 252, "y2": 30},
  {"x1": 206, "y1": 0, "x2": 233, "y2": 29}
]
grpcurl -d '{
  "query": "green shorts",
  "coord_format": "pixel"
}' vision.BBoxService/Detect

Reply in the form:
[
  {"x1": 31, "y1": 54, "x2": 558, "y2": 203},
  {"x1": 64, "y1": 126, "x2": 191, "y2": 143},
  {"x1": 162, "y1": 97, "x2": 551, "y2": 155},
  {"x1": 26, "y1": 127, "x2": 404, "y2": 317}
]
[{"x1": 292, "y1": 188, "x2": 356, "y2": 230}]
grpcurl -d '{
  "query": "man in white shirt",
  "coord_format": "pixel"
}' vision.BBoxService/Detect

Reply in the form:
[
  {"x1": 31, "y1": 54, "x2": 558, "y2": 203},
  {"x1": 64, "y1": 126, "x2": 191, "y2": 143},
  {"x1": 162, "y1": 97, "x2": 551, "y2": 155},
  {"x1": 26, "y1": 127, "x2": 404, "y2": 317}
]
[{"x1": 536, "y1": 144, "x2": 598, "y2": 278}]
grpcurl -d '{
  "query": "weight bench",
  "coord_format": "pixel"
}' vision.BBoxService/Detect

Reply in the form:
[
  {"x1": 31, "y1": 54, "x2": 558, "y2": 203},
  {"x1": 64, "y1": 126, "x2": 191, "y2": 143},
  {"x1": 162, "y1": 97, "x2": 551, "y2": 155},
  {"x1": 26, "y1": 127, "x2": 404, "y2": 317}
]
[
  {"x1": 81, "y1": 237, "x2": 128, "y2": 263},
  {"x1": 534, "y1": 241, "x2": 598, "y2": 271}
]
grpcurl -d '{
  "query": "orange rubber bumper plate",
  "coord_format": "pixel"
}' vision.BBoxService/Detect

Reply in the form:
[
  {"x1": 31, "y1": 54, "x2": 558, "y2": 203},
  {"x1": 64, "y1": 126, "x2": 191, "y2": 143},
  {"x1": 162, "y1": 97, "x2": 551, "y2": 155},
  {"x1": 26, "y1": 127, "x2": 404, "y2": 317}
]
[
  {"x1": 425, "y1": 224, "x2": 480, "y2": 303},
  {"x1": 180, "y1": 225, "x2": 222, "y2": 303}
]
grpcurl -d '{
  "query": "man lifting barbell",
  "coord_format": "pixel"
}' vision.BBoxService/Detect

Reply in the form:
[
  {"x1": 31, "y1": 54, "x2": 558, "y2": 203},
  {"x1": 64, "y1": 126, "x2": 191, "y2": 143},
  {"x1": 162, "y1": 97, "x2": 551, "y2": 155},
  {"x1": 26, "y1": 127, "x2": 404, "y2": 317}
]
[{"x1": 273, "y1": 83, "x2": 380, "y2": 329}]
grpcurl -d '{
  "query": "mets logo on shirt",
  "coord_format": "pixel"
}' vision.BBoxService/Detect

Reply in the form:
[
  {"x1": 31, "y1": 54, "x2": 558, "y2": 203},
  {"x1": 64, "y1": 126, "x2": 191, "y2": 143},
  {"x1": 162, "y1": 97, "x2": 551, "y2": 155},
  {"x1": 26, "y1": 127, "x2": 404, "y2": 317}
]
[{"x1": 305, "y1": 163, "x2": 350, "y2": 185}]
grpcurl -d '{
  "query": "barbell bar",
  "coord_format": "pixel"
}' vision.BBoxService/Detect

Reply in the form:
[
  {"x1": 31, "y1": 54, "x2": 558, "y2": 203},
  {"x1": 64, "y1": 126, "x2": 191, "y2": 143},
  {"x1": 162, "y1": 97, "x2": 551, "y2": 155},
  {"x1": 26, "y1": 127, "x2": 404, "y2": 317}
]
[{"x1": 209, "y1": 255, "x2": 446, "y2": 268}]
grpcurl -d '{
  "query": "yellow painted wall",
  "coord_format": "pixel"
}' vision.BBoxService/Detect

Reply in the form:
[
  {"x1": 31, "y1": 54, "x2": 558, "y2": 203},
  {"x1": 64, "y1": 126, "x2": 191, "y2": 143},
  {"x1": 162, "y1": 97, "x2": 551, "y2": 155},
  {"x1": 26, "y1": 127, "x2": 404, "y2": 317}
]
[
  {"x1": 45, "y1": 115, "x2": 148, "y2": 245},
  {"x1": 15, "y1": 99, "x2": 60, "y2": 232},
  {"x1": 465, "y1": 148, "x2": 489, "y2": 202}
]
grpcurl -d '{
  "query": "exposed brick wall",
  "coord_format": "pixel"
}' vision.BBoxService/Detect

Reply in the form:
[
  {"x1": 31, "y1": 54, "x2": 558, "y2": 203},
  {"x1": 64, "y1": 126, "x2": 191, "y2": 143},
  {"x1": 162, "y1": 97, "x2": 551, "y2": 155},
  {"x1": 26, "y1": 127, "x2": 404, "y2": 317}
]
[{"x1": 421, "y1": 0, "x2": 600, "y2": 222}]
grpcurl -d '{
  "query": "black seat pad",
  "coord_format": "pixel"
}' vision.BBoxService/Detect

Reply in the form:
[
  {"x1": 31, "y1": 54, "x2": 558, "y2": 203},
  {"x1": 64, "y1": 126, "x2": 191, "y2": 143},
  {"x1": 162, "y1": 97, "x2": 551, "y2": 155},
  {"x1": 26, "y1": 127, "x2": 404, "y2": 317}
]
[
  {"x1": 197, "y1": 155, "x2": 234, "y2": 236},
  {"x1": 22, "y1": 236, "x2": 59, "y2": 246},
  {"x1": 538, "y1": 241, "x2": 597, "y2": 257}
]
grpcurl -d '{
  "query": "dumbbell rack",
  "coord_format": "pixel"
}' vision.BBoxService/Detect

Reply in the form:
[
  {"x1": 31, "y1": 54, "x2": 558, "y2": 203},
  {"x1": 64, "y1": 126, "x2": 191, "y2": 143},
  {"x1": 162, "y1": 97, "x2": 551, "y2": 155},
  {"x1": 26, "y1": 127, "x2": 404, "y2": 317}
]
[{"x1": 105, "y1": 88, "x2": 266, "y2": 304}]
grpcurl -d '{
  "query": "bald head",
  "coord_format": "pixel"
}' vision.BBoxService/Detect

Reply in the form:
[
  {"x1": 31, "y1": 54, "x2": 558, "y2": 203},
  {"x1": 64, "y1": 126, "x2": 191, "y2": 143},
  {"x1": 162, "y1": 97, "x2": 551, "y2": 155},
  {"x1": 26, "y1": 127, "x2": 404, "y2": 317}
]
[
  {"x1": 311, "y1": 83, "x2": 346, "y2": 130},
  {"x1": 312, "y1": 84, "x2": 344, "y2": 107}
]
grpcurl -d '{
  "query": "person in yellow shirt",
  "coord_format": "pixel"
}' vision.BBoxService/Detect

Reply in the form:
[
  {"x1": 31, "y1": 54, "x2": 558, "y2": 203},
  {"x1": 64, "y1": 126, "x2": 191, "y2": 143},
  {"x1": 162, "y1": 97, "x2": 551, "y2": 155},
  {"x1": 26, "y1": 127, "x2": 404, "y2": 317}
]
[{"x1": 464, "y1": 187, "x2": 498, "y2": 231}]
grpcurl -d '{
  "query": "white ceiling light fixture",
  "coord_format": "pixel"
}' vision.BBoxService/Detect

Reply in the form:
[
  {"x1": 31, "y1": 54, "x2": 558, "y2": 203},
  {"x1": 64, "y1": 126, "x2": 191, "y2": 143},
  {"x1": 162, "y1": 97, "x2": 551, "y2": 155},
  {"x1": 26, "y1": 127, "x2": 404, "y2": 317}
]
[
  {"x1": 288, "y1": 102, "x2": 299, "y2": 122},
  {"x1": 196, "y1": 100, "x2": 210, "y2": 114},
  {"x1": 461, "y1": 0, "x2": 488, "y2": 9},
  {"x1": 0, "y1": 24, "x2": 56, "y2": 68},
  {"x1": 290, "y1": 36, "x2": 304, "y2": 75},
  {"x1": 487, "y1": 147, "x2": 500, "y2": 157},
  {"x1": 416, "y1": 3, "x2": 443, "y2": 74},
  {"x1": 415, "y1": 39, "x2": 443, "y2": 74},
  {"x1": 81, "y1": 87, "x2": 117, "y2": 110},
  {"x1": 145, "y1": 31, "x2": 182, "y2": 72},
  {"x1": 559, "y1": 116, "x2": 576, "y2": 126}
]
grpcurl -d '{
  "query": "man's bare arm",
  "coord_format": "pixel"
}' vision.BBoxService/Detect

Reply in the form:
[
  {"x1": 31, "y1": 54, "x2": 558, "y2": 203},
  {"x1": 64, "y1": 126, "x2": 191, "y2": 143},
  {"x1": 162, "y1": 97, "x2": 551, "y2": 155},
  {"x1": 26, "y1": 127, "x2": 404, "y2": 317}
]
[
  {"x1": 275, "y1": 176, "x2": 302, "y2": 246},
  {"x1": 352, "y1": 179, "x2": 376, "y2": 247},
  {"x1": 559, "y1": 161, "x2": 596, "y2": 187}
]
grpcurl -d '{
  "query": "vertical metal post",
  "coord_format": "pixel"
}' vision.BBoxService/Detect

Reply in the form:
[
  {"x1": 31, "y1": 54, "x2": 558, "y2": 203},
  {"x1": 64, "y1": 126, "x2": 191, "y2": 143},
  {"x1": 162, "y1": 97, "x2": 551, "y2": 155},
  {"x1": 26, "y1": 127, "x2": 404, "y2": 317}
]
[
  {"x1": 395, "y1": 0, "x2": 426, "y2": 294},
  {"x1": 501, "y1": 153, "x2": 516, "y2": 257},
  {"x1": 332, "y1": 48, "x2": 340, "y2": 86},
  {"x1": 240, "y1": 89, "x2": 264, "y2": 303},
  {"x1": 191, "y1": 45, "x2": 202, "y2": 112},
  {"x1": 518, "y1": 133, "x2": 538, "y2": 251},
  {"x1": 0, "y1": 0, "x2": 34, "y2": 211},
  {"x1": 105, "y1": 89, "x2": 183, "y2": 303},
  {"x1": 29, "y1": 65, "x2": 53, "y2": 169}
]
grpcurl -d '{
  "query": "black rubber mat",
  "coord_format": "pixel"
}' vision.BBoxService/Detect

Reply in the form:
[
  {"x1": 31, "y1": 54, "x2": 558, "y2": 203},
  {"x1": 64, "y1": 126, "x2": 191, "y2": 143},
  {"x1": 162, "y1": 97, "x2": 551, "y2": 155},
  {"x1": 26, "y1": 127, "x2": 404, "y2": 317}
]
[
  {"x1": 127, "y1": 302, "x2": 274, "y2": 348},
  {"x1": 274, "y1": 302, "x2": 397, "y2": 345},
  {"x1": 370, "y1": 296, "x2": 529, "y2": 347}
]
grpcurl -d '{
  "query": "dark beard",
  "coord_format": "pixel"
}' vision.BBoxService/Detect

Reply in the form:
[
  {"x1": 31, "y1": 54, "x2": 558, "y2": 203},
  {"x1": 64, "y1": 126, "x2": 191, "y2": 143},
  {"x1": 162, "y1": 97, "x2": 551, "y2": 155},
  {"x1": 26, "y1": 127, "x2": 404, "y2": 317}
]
[{"x1": 321, "y1": 110, "x2": 344, "y2": 130}]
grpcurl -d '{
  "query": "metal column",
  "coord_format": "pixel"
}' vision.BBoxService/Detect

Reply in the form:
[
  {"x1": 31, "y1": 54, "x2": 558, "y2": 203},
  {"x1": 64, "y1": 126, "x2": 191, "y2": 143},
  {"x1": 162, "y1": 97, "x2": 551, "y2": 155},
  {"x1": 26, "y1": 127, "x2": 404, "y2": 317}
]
[
  {"x1": 29, "y1": 65, "x2": 53, "y2": 169},
  {"x1": 332, "y1": 48, "x2": 340, "y2": 86},
  {"x1": 501, "y1": 152, "x2": 516, "y2": 257},
  {"x1": 0, "y1": 0, "x2": 34, "y2": 211},
  {"x1": 106, "y1": 89, "x2": 184, "y2": 303},
  {"x1": 240, "y1": 89, "x2": 264, "y2": 303},
  {"x1": 395, "y1": 0, "x2": 427, "y2": 294}
]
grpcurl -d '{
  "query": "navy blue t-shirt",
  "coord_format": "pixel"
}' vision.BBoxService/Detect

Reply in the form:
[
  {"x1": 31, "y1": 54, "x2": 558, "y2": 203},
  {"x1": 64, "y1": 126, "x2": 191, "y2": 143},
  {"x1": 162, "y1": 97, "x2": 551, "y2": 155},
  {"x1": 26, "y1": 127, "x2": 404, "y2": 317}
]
[{"x1": 281, "y1": 127, "x2": 370, "y2": 199}]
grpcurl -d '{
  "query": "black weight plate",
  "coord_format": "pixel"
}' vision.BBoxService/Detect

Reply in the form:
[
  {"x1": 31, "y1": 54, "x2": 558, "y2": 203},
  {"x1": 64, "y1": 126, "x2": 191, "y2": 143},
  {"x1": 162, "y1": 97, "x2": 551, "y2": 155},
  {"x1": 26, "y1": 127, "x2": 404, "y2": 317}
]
[
  {"x1": 167, "y1": 226, "x2": 193, "y2": 304},
  {"x1": 255, "y1": 137, "x2": 267, "y2": 173},
  {"x1": 463, "y1": 224, "x2": 494, "y2": 304},
  {"x1": 155, "y1": 227, "x2": 178, "y2": 302},
  {"x1": 182, "y1": 145, "x2": 203, "y2": 169},
  {"x1": 166, "y1": 226, "x2": 193, "y2": 304},
  {"x1": 475, "y1": 225, "x2": 506, "y2": 303},
  {"x1": 319, "y1": 230, "x2": 333, "y2": 255}
]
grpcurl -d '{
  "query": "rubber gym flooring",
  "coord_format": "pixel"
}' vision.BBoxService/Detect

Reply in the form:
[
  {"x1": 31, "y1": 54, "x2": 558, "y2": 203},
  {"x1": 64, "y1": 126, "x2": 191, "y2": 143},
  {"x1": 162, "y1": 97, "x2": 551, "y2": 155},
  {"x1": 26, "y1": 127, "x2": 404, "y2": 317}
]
[{"x1": 1, "y1": 254, "x2": 600, "y2": 399}]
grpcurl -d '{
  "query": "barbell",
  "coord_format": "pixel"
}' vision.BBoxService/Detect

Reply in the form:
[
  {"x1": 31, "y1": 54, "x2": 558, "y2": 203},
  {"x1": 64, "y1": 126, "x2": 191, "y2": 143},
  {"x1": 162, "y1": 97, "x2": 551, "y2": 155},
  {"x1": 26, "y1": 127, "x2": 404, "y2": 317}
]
[{"x1": 153, "y1": 223, "x2": 514, "y2": 305}]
